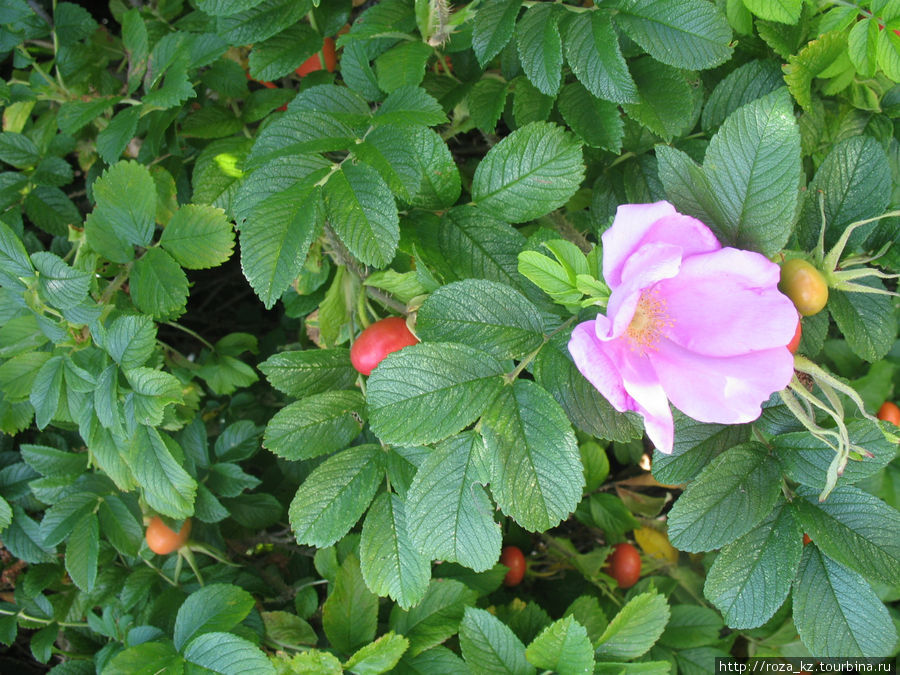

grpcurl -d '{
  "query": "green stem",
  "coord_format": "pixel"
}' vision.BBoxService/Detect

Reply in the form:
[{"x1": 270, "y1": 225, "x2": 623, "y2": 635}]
[
  {"x1": 163, "y1": 321, "x2": 216, "y2": 351},
  {"x1": 0, "y1": 608, "x2": 87, "y2": 628}
]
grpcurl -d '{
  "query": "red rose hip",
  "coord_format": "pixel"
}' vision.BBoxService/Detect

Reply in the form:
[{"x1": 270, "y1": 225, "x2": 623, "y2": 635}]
[{"x1": 350, "y1": 317, "x2": 419, "y2": 376}]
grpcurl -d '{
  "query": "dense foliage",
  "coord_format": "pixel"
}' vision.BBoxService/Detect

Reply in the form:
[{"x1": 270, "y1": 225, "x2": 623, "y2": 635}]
[{"x1": 0, "y1": 0, "x2": 897, "y2": 672}]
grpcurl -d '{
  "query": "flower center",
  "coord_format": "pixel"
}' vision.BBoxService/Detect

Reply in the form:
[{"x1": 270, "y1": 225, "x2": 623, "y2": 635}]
[{"x1": 626, "y1": 289, "x2": 672, "y2": 354}]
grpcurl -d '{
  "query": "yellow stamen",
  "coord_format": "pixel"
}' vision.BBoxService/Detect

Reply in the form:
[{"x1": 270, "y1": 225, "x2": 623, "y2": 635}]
[{"x1": 626, "y1": 289, "x2": 673, "y2": 354}]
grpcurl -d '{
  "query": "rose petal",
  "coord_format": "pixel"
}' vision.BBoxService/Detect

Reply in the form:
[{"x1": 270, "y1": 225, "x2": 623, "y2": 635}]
[
  {"x1": 602, "y1": 202, "x2": 720, "y2": 288},
  {"x1": 650, "y1": 339, "x2": 794, "y2": 425},
  {"x1": 655, "y1": 248, "x2": 799, "y2": 356},
  {"x1": 605, "y1": 242, "x2": 683, "y2": 340},
  {"x1": 569, "y1": 320, "x2": 632, "y2": 412},
  {"x1": 611, "y1": 341, "x2": 674, "y2": 453}
]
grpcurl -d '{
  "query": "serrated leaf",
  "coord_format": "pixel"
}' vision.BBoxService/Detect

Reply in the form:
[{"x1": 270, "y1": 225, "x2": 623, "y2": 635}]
[
  {"x1": 31, "y1": 251, "x2": 90, "y2": 310},
  {"x1": 792, "y1": 547, "x2": 897, "y2": 657},
  {"x1": 829, "y1": 282, "x2": 896, "y2": 363},
  {"x1": 20, "y1": 443, "x2": 88, "y2": 476},
  {"x1": 472, "y1": 122, "x2": 584, "y2": 223},
  {"x1": 198, "y1": 0, "x2": 266, "y2": 16},
  {"x1": 406, "y1": 432, "x2": 502, "y2": 572},
  {"x1": 344, "y1": 632, "x2": 409, "y2": 675},
  {"x1": 375, "y1": 42, "x2": 433, "y2": 94},
  {"x1": 0, "y1": 352, "x2": 51, "y2": 402},
  {"x1": 25, "y1": 187, "x2": 80, "y2": 237},
  {"x1": 515, "y1": 3, "x2": 562, "y2": 96},
  {"x1": 0, "y1": 132, "x2": 39, "y2": 168},
  {"x1": 259, "y1": 349, "x2": 357, "y2": 397},
  {"x1": 183, "y1": 632, "x2": 274, "y2": 675},
  {"x1": 174, "y1": 583, "x2": 255, "y2": 650},
  {"x1": 30, "y1": 355, "x2": 63, "y2": 430},
  {"x1": 325, "y1": 162, "x2": 399, "y2": 267},
  {"x1": 459, "y1": 607, "x2": 534, "y2": 675},
  {"x1": 289, "y1": 445, "x2": 383, "y2": 548},
  {"x1": 130, "y1": 248, "x2": 189, "y2": 320},
  {"x1": 240, "y1": 178, "x2": 324, "y2": 309},
  {"x1": 57, "y1": 97, "x2": 120, "y2": 135},
  {"x1": 124, "y1": 426, "x2": 197, "y2": 519},
  {"x1": 595, "y1": 591, "x2": 670, "y2": 659},
  {"x1": 125, "y1": 367, "x2": 183, "y2": 426},
  {"x1": 472, "y1": 0, "x2": 522, "y2": 67},
  {"x1": 159, "y1": 204, "x2": 234, "y2": 270},
  {"x1": 39, "y1": 491, "x2": 98, "y2": 547},
  {"x1": 564, "y1": 11, "x2": 637, "y2": 104},
  {"x1": 263, "y1": 391, "x2": 365, "y2": 461},
  {"x1": 704, "y1": 503, "x2": 801, "y2": 629},
  {"x1": 102, "y1": 641, "x2": 185, "y2": 675},
  {"x1": 354, "y1": 125, "x2": 421, "y2": 203},
  {"x1": 701, "y1": 59, "x2": 784, "y2": 132},
  {"x1": 0, "y1": 219, "x2": 32, "y2": 287},
  {"x1": 180, "y1": 106, "x2": 243, "y2": 139},
  {"x1": 416, "y1": 279, "x2": 544, "y2": 360},
  {"x1": 622, "y1": 58, "x2": 695, "y2": 142},
  {"x1": 246, "y1": 111, "x2": 355, "y2": 169},
  {"x1": 438, "y1": 206, "x2": 527, "y2": 287},
  {"x1": 793, "y1": 485, "x2": 900, "y2": 586},
  {"x1": 482, "y1": 380, "x2": 584, "y2": 532},
  {"x1": 743, "y1": 0, "x2": 802, "y2": 24},
  {"x1": 85, "y1": 160, "x2": 157, "y2": 263},
  {"x1": 389, "y1": 579, "x2": 477, "y2": 657},
  {"x1": 97, "y1": 107, "x2": 141, "y2": 165},
  {"x1": 650, "y1": 412, "x2": 750, "y2": 485},
  {"x1": 407, "y1": 127, "x2": 460, "y2": 210},
  {"x1": 525, "y1": 616, "x2": 594, "y2": 675},
  {"x1": 65, "y1": 512, "x2": 98, "y2": 591},
  {"x1": 360, "y1": 493, "x2": 430, "y2": 610},
  {"x1": 667, "y1": 443, "x2": 782, "y2": 552},
  {"x1": 323, "y1": 553, "x2": 379, "y2": 654},
  {"x1": 104, "y1": 314, "x2": 156, "y2": 370},
  {"x1": 215, "y1": 0, "x2": 308, "y2": 45},
  {"x1": 98, "y1": 495, "x2": 142, "y2": 557},
  {"x1": 557, "y1": 83, "x2": 624, "y2": 153},
  {"x1": 467, "y1": 78, "x2": 509, "y2": 134},
  {"x1": 366, "y1": 343, "x2": 505, "y2": 446},
  {"x1": 613, "y1": 0, "x2": 732, "y2": 70},
  {"x1": 783, "y1": 31, "x2": 846, "y2": 111},
  {"x1": 248, "y1": 23, "x2": 320, "y2": 81}
]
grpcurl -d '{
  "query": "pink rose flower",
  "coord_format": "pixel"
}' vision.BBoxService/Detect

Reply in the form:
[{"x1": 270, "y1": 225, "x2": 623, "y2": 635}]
[{"x1": 568, "y1": 201, "x2": 798, "y2": 454}]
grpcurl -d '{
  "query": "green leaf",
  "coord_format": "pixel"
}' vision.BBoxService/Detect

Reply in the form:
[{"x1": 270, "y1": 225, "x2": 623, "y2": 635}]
[
  {"x1": 829, "y1": 282, "x2": 896, "y2": 363},
  {"x1": 65, "y1": 512, "x2": 98, "y2": 591},
  {"x1": 557, "y1": 83, "x2": 624, "y2": 153},
  {"x1": 159, "y1": 204, "x2": 234, "y2": 270},
  {"x1": 354, "y1": 125, "x2": 421, "y2": 203},
  {"x1": 667, "y1": 442, "x2": 782, "y2": 552},
  {"x1": 97, "y1": 107, "x2": 141, "y2": 165},
  {"x1": 848, "y1": 18, "x2": 878, "y2": 77},
  {"x1": 30, "y1": 355, "x2": 63, "y2": 430},
  {"x1": 743, "y1": 0, "x2": 802, "y2": 24},
  {"x1": 775, "y1": 420, "x2": 896, "y2": 491},
  {"x1": 98, "y1": 495, "x2": 143, "y2": 557},
  {"x1": 215, "y1": 0, "x2": 309, "y2": 45},
  {"x1": 613, "y1": 0, "x2": 732, "y2": 70},
  {"x1": 515, "y1": 3, "x2": 563, "y2": 96},
  {"x1": 416, "y1": 279, "x2": 544, "y2": 360},
  {"x1": 459, "y1": 607, "x2": 535, "y2": 675},
  {"x1": 472, "y1": 122, "x2": 584, "y2": 223},
  {"x1": 375, "y1": 41, "x2": 433, "y2": 94},
  {"x1": 263, "y1": 391, "x2": 365, "y2": 461},
  {"x1": 323, "y1": 553, "x2": 379, "y2": 655},
  {"x1": 792, "y1": 547, "x2": 897, "y2": 657},
  {"x1": 793, "y1": 485, "x2": 900, "y2": 586},
  {"x1": 468, "y1": 78, "x2": 509, "y2": 134},
  {"x1": 564, "y1": 11, "x2": 638, "y2": 104},
  {"x1": 24, "y1": 186, "x2": 81, "y2": 237},
  {"x1": 701, "y1": 59, "x2": 784, "y2": 132},
  {"x1": 533, "y1": 336, "x2": 642, "y2": 444},
  {"x1": 262, "y1": 610, "x2": 317, "y2": 650},
  {"x1": 125, "y1": 367, "x2": 183, "y2": 427},
  {"x1": 198, "y1": 0, "x2": 266, "y2": 16},
  {"x1": 248, "y1": 23, "x2": 321, "y2": 81},
  {"x1": 39, "y1": 492, "x2": 98, "y2": 547},
  {"x1": 407, "y1": 127, "x2": 460, "y2": 210},
  {"x1": 0, "y1": 496, "x2": 11, "y2": 531},
  {"x1": 174, "y1": 584, "x2": 255, "y2": 650},
  {"x1": 0, "y1": 219, "x2": 32, "y2": 287},
  {"x1": 525, "y1": 616, "x2": 594, "y2": 675},
  {"x1": 103, "y1": 641, "x2": 185, "y2": 675},
  {"x1": 0, "y1": 352, "x2": 51, "y2": 402},
  {"x1": 324, "y1": 162, "x2": 399, "y2": 268},
  {"x1": 595, "y1": 591, "x2": 670, "y2": 659},
  {"x1": 797, "y1": 136, "x2": 891, "y2": 251},
  {"x1": 360, "y1": 493, "x2": 430, "y2": 610},
  {"x1": 192, "y1": 137, "x2": 252, "y2": 209},
  {"x1": 367, "y1": 343, "x2": 505, "y2": 446},
  {"x1": 129, "y1": 248, "x2": 189, "y2": 320},
  {"x1": 31, "y1": 251, "x2": 90, "y2": 310},
  {"x1": 20, "y1": 443, "x2": 87, "y2": 476},
  {"x1": 85, "y1": 160, "x2": 157, "y2": 263},
  {"x1": 482, "y1": 380, "x2": 584, "y2": 532},
  {"x1": 621, "y1": 58, "x2": 695, "y2": 142},
  {"x1": 289, "y1": 84, "x2": 371, "y2": 124},
  {"x1": 289, "y1": 445, "x2": 383, "y2": 548},
  {"x1": 406, "y1": 432, "x2": 501, "y2": 572},
  {"x1": 344, "y1": 634, "x2": 409, "y2": 674},
  {"x1": 704, "y1": 503, "x2": 801, "y2": 629},
  {"x1": 472, "y1": 0, "x2": 522, "y2": 67},
  {"x1": 246, "y1": 111, "x2": 355, "y2": 169},
  {"x1": 104, "y1": 314, "x2": 157, "y2": 370},
  {"x1": 783, "y1": 31, "x2": 846, "y2": 112},
  {"x1": 512, "y1": 76, "x2": 554, "y2": 126},
  {"x1": 181, "y1": 106, "x2": 243, "y2": 140},
  {"x1": 57, "y1": 97, "x2": 121, "y2": 135},
  {"x1": 259, "y1": 349, "x2": 357, "y2": 397},
  {"x1": 0, "y1": 132, "x2": 39, "y2": 168},
  {"x1": 650, "y1": 412, "x2": 750, "y2": 485},
  {"x1": 389, "y1": 579, "x2": 476, "y2": 657},
  {"x1": 239, "y1": 179, "x2": 324, "y2": 310},
  {"x1": 124, "y1": 426, "x2": 197, "y2": 519},
  {"x1": 183, "y1": 632, "x2": 274, "y2": 674}
]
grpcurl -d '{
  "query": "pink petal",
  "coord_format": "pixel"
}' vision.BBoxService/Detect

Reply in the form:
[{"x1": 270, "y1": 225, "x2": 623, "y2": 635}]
[
  {"x1": 650, "y1": 340, "x2": 794, "y2": 425},
  {"x1": 655, "y1": 248, "x2": 799, "y2": 356},
  {"x1": 568, "y1": 321, "x2": 632, "y2": 412},
  {"x1": 612, "y1": 341, "x2": 674, "y2": 453},
  {"x1": 605, "y1": 242, "x2": 683, "y2": 340},
  {"x1": 602, "y1": 202, "x2": 721, "y2": 288}
]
